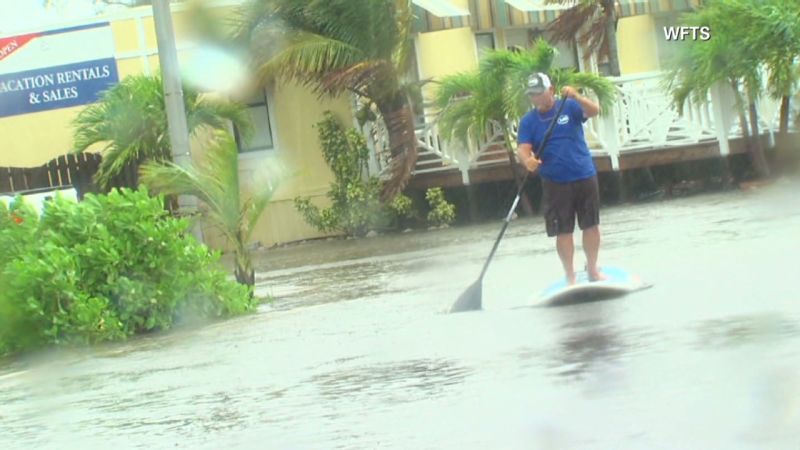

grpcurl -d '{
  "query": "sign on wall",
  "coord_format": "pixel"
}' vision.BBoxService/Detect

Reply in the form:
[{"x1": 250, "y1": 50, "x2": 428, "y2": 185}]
[{"x1": 0, "y1": 22, "x2": 119, "y2": 118}]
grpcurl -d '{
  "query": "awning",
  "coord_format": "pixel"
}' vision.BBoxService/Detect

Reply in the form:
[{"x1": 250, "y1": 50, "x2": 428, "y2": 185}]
[
  {"x1": 412, "y1": 0, "x2": 472, "y2": 33},
  {"x1": 413, "y1": 0, "x2": 471, "y2": 17},
  {"x1": 504, "y1": 0, "x2": 576, "y2": 12},
  {"x1": 471, "y1": 0, "x2": 702, "y2": 31},
  {"x1": 412, "y1": 0, "x2": 700, "y2": 33},
  {"x1": 615, "y1": 0, "x2": 702, "y2": 18}
]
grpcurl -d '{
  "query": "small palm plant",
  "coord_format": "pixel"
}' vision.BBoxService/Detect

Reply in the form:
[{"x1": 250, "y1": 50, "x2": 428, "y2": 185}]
[
  {"x1": 435, "y1": 40, "x2": 615, "y2": 172},
  {"x1": 139, "y1": 130, "x2": 282, "y2": 291},
  {"x1": 73, "y1": 73, "x2": 252, "y2": 190}
]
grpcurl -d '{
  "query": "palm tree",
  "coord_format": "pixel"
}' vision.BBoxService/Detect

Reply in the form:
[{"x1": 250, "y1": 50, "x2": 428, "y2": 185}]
[
  {"x1": 734, "y1": 0, "x2": 800, "y2": 137},
  {"x1": 437, "y1": 40, "x2": 615, "y2": 147},
  {"x1": 664, "y1": 0, "x2": 779, "y2": 178},
  {"x1": 139, "y1": 130, "x2": 282, "y2": 290},
  {"x1": 434, "y1": 40, "x2": 615, "y2": 200},
  {"x1": 72, "y1": 73, "x2": 252, "y2": 190},
  {"x1": 232, "y1": 0, "x2": 421, "y2": 201},
  {"x1": 546, "y1": 0, "x2": 621, "y2": 76}
]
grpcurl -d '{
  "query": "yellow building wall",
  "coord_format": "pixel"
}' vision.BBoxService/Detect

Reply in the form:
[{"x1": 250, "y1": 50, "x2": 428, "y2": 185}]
[
  {"x1": 416, "y1": 26, "x2": 479, "y2": 102},
  {"x1": 0, "y1": 109, "x2": 84, "y2": 167},
  {"x1": 616, "y1": 14, "x2": 660, "y2": 75},
  {"x1": 232, "y1": 83, "x2": 351, "y2": 248},
  {"x1": 111, "y1": 19, "x2": 140, "y2": 53}
]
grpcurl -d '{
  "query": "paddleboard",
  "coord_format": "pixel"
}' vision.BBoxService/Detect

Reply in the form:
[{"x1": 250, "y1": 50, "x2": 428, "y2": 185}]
[{"x1": 537, "y1": 266, "x2": 652, "y2": 307}]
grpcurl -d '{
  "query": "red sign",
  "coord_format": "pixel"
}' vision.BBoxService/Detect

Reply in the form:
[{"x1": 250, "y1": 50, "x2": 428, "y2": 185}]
[{"x1": 0, "y1": 33, "x2": 39, "y2": 62}]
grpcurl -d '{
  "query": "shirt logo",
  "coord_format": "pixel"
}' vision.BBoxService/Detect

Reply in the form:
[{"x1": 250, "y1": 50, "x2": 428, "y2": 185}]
[{"x1": 557, "y1": 114, "x2": 569, "y2": 125}]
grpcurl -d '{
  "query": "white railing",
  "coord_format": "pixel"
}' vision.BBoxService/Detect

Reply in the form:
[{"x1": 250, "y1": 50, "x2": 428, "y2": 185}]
[{"x1": 361, "y1": 71, "x2": 787, "y2": 183}]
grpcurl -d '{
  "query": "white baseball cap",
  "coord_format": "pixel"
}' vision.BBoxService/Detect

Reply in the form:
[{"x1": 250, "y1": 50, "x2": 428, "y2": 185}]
[{"x1": 525, "y1": 72, "x2": 552, "y2": 95}]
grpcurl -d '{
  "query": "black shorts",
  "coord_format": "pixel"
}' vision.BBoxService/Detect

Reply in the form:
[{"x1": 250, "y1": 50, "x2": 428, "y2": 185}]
[{"x1": 541, "y1": 175, "x2": 600, "y2": 237}]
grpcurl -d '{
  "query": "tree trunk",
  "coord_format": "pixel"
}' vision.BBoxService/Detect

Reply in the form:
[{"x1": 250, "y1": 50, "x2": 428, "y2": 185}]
[
  {"x1": 615, "y1": 171, "x2": 628, "y2": 203},
  {"x1": 746, "y1": 90, "x2": 771, "y2": 178},
  {"x1": 779, "y1": 95, "x2": 790, "y2": 136},
  {"x1": 466, "y1": 184, "x2": 480, "y2": 222},
  {"x1": 604, "y1": 0, "x2": 621, "y2": 77},
  {"x1": 378, "y1": 99, "x2": 418, "y2": 202},
  {"x1": 235, "y1": 262, "x2": 255, "y2": 288},
  {"x1": 730, "y1": 79, "x2": 753, "y2": 160},
  {"x1": 235, "y1": 249, "x2": 255, "y2": 297},
  {"x1": 606, "y1": 7, "x2": 620, "y2": 77},
  {"x1": 731, "y1": 81, "x2": 750, "y2": 139}
]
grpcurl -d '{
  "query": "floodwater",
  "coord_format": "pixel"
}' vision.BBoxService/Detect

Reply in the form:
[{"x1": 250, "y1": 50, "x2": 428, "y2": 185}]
[{"x1": 2, "y1": 178, "x2": 800, "y2": 449}]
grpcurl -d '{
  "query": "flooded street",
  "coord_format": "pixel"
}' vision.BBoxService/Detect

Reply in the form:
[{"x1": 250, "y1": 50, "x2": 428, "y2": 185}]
[{"x1": 2, "y1": 179, "x2": 800, "y2": 449}]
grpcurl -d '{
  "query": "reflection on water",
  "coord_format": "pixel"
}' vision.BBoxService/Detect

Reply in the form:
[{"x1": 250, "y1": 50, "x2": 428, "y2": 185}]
[
  {"x1": 2, "y1": 181, "x2": 800, "y2": 449},
  {"x1": 693, "y1": 314, "x2": 800, "y2": 349},
  {"x1": 310, "y1": 359, "x2": 471, "y2": 403},
  {"x1": 554, "y1": 324, "x2": 620, "y2": 380}
]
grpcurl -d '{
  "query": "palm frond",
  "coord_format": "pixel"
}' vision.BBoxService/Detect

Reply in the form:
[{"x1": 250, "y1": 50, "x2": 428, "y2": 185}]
[
  {"x1": 252, "y1": 29, "x2": 366, "y2": 96},
  {"x1": 546, "y1": 3, "x2": 598, "y2": 45},
  {"x1": 559, "y1": 70, "x2": 616, "y2": 114},
  {"x1": 318, "y1": 60, "x2": 392, "y2": 98},
  {"x1": 188, "y1": 97, "x2": 254, "y2": 141},
  {"x1": 392, "y1": 0, "x2": 415, "y2": 76},
  {"x1": 433, "y1": 72, "x2": 483, "y2": 109}
]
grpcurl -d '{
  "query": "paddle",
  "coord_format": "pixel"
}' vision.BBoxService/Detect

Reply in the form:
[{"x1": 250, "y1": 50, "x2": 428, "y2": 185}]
[{"x1": 449, "y1": 95, "x2": 568, "y2": 313}]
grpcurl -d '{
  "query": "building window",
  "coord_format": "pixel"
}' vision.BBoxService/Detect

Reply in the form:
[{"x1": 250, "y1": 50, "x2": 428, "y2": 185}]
[
  {"x1": 503, "y1": 27, "x2": 579, "y2": 70},
  {"x1": 504, "y1": 28, "x2": 528, "y2": 49},
  {"x1": 234, "y1": 88, "x2": 275, "y2": 154},
  {"x1": 653, "y1": 12, "x2": 683, "y2": 70},
  {"x1": 475, "y1": 32, "x2": 495, "y2": 57}
]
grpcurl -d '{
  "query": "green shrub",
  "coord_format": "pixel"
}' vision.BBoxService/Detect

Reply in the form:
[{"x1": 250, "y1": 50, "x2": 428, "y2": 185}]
[
  {"x1": 425, "y1": 187, "x2": 456, "y2": 227},
  {"x1": 0, "y1": 187, "x2": 254, "y2": 357},
  {"x1": 294, "y1": 112, "x2": 391, "y2": 237}
]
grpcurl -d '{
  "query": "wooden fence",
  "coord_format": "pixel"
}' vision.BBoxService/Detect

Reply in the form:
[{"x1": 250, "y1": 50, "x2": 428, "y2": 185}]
[{"x1": 0, "y1": 153, "x2": 138, "y2": 199}]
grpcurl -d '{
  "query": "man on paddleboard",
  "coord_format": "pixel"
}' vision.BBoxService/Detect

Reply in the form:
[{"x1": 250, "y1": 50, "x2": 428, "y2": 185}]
[{"x1": 516, "y1": 72, "x2": 606, "y2": 285}]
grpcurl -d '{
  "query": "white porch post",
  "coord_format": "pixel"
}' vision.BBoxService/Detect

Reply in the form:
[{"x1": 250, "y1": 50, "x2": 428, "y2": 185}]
[
  {"x1": 575, "y1": 37, "x2": 586, "y2": 73},
  {"x1": 365, "y1": 125, "x2": 382, "y2": 177},
  {"x1": 456, "y1": 138, "x2": 472, "y2": 185},
  {"x1": 710, "y1": 82, "x2": 731, "y2": 157},
  {"x1": 600, "y1": 105, "x2": 621, "y2": 171},
  {"x1": 352, "y1": 97, "x2": 382, "y2": 177},
  {"x1": 459, "y1": 160, "x2": 471, "y2": 185}
]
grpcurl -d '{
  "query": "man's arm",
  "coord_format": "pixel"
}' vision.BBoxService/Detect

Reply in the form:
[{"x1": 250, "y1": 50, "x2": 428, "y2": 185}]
[
  {"x1": 562, "y1": 86, "x2": 600, "y2": 119},
  {"x1": 517, "y1": 142, "x2": 541, "y2": 173}
]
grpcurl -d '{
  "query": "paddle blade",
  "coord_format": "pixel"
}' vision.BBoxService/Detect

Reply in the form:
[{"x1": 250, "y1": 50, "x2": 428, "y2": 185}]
[{"x1": 450, "y1": 279, "x2": 483, "y2": 313}]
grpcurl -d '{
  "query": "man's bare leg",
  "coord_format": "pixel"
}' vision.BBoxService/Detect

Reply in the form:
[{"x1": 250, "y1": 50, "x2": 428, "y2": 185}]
[
  {"x1": 582, "y1": 225, "x2": 607, "y2": 281},
  {"x1": 556, "y1": 233, "x2": 576, "y2": 285}
]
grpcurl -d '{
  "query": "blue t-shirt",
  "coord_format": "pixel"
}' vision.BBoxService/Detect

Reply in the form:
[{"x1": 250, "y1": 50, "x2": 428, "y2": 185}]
[{"x1": 517, "y1": 98, "x2": 596, "y2": 183}]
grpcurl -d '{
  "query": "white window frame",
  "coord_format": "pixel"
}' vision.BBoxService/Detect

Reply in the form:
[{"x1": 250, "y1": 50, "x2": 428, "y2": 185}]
[
  {"x1": 474, "y1": 31, "x2": 497, "y2": 59},
  {"x1": 234, "y1": 87, "x2": 278, "y2": 160}
]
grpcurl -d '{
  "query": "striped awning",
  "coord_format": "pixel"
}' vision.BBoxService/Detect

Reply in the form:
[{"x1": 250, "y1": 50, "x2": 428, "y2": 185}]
[
  {"x1": 412, "y1": 0, "x2": 702, "y2": 33},
  {"x1": 412, "y1": 0, "x2": 472, "y2": 33},
  {"x1": 470, "y1": 0, "x2": 702, "y2": 31},
  {"x1": 616, "y1": 0, "x2": 701, "y2": 17},
  {"x1": 504, "y1": 0, "x2": 576, "y2": 12}
]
